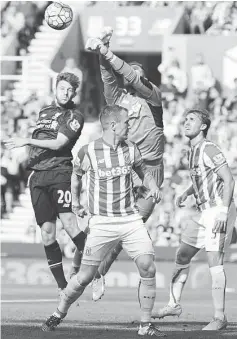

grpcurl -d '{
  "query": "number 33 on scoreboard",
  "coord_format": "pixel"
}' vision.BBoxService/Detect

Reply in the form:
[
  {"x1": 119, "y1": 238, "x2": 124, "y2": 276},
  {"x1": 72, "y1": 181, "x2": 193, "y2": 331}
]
[{"x1": 115, "y1": 16, "x2": 141, "y2": 37}]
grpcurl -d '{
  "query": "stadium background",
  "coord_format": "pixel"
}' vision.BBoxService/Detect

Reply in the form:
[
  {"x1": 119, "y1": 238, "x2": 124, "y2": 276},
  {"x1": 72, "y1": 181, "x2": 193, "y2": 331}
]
[{"x1": 1, "y1": 2, "x2": 237, "y2": 334}]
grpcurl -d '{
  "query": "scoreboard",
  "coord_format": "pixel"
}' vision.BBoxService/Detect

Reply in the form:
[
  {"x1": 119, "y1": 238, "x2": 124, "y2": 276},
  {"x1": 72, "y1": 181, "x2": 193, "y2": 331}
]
[{"x1": 79, "y1": 6, "x2": 184, "y2": 53}]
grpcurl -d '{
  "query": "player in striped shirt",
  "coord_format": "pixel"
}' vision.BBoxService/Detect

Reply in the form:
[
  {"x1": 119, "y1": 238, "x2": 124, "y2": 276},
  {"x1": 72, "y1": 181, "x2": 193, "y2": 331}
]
[
  {"x1": 42, "y1": 105, "x2": 165, "y2": 337},
  {"x1": 84, "y1": 28, "x2": 165, "y2": 300},
  {"x1": 153, "y1": 109, "x2": 236, "y2": 331}
]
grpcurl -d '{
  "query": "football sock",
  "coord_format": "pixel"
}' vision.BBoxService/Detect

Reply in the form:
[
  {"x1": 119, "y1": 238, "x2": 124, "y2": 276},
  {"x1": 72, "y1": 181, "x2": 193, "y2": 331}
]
[
  {"x1": 95, "y1": 242, "x2": 123, "y2": 279},
  {"x1": 44, "y1": 241, "x2": 67, "y2": 289},
  {"x1": 71, "y1": 232, "x2": 87, "y2": 268},
  {"x1": 138, "y1": 277, "x2": 156, "y2": 323},
  {"x1": 169, "y1": 263, "x2": 190, "y2": 306},
  {"x1": 57, "y1": 274, "x2": 86, "y2": 314},
  {"x1": 210, "y1": 265, "x2": 226, "y2": 319}
]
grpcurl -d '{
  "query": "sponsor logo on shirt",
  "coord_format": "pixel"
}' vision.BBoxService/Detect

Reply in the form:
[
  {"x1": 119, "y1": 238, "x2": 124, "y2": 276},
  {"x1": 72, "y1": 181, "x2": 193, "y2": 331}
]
[
  {"x1": 98, "y1": 159, "x2": 105, "y2": 164},
  {"x1": 98, "y1": 165, "x2": 131, "y2": 178},
  {"x1": 85, "y1": 247, "x2": 91, "y2": 256},
  {"x1": 70, "y1": 119, "x2": 80, "y2": 132},
  {"x1": 213, "y1": 153, "x2": 225, "y2": 165}
]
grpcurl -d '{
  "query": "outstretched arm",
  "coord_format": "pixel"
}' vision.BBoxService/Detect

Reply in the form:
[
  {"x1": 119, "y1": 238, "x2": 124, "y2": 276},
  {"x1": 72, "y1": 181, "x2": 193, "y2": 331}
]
[
  {"x1": 100, "y1": 47, "x2": 162, "y2": 106},
  {"x1": 99, "y1": 54, "x2": 121, "y2": 105},
  {"x1": 4, "y1": 133, "x2": 70, "y2": 151}
]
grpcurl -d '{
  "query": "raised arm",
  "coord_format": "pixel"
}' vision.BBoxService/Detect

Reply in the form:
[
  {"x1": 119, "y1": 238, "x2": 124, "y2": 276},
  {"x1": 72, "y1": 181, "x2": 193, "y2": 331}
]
[
  {"x1": 4, "y1": 132, "x2": 70, "y2": 151},
  {"x1": 99, "y1": 54, "x2": 121, "y2": 105},
  {"x1": 100, "y1": 47, "x2": 162, "y2": 106}
]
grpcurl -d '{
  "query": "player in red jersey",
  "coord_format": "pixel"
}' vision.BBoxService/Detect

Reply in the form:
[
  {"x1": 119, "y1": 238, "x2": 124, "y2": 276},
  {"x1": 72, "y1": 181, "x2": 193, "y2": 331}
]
[
  {"x1": 152, "y1": 109, "x2": 236, "y2": 331},
  {"x1": 41, "y1": 105, "x2": 165, "y2": 337},
  {"x1": 4, "y1": 72, "x2": 87, "y2": 294},
  {"x1": 71, "y1": 28, "x2": 165, "y2": 300}
]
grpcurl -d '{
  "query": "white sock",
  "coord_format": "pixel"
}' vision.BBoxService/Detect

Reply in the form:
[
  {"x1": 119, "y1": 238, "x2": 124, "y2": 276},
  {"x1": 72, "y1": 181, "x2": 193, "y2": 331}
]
[
  {"x1": 210, "y1": 265, "x2": 226, "y2": 320},
  {"x1": 138, "y1": 277, "x2": 156, "y2": 323},
  {"x1": 169, "y1": 263, "x2": 190, "y2": 306},
  {"x1": 57, "y1": 274, "x2": 86, "y2": 314}
]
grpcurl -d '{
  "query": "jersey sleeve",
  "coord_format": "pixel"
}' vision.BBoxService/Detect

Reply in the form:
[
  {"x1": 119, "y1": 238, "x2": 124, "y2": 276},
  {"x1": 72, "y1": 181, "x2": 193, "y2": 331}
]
[
  {"x1": 59, "y1": 110, "x2": 84, "y2": 140},
  {"x1": 104, "y1": 52, "x2": 162, "y2": 106},
  {"x1": 203, "y1": 143, "x2": 227, "y2": 172},
  {"x1": 73, "y1": 145, "x2": 90, "y2": 176},
  {"x1": 99, "y1": 55, "x2": 122, "y2": 105}
]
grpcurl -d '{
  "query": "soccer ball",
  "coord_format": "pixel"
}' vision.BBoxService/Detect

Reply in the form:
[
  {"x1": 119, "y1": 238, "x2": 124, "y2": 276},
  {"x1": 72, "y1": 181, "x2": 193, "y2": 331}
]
[{"x1": 45, "y1": 2, "x2": 73, "y2": 30}]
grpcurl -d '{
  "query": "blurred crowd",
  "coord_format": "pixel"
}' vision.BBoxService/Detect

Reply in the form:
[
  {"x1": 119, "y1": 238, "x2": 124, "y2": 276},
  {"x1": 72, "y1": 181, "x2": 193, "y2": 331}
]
[
  {"x1": 90, "y1": 1, "x2": 237, "y2": 35},
  {"x1": 1, "y1": 1, "x2": 48, "y2": 55}
]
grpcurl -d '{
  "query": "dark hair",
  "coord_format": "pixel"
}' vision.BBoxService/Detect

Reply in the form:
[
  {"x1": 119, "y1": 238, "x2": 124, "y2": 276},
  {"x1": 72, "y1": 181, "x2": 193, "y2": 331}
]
[
  {"x1": 99, "y1": 105, "x2": 127, "y2": 130},
  {"x1": 56, "y1": 72, "x2": 80, "y2": 91},
  {"x1": 185, "y1": 108, "x2": 211, "y2": 137},
  {"x1": 129, "y1": 61, "x2": 144, "y2": 70}
]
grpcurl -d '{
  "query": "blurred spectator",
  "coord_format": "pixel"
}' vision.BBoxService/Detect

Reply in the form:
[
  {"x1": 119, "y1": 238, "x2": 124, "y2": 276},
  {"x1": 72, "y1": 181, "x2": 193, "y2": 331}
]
[
  {"x1": 190, "y1": 53, "x2": 215, "y2": 92},
  {"x1": 225, "y1": 77, "x2": 237, "y2": 118},
  {"x1": 3, "y1": 89, "x2": 22, "y2": 120},
  {"x1": 154, "y1": 225, "x2": 169, "y2": 246},
  {"x1": 17, "y1": 22, "x2": 35, "y2": 56},
  {"x1": 164, "y1": 60, "x2": 188, "y2": 96},
  {"x1": 206, "y1": 2, "x2": 237, "y2": 35},
  {"x1": 1, "y1": 4, "x2": 25, "y2": 38},
  {"x1": 189, "y1": 1, "x2": 210, "y2": 34},
  {"x1": 190, "y1": 53, "x2": 216, "y2": 109},
  {"x1": 23, "y1": 91, "x2": 42, "y2": 118}
]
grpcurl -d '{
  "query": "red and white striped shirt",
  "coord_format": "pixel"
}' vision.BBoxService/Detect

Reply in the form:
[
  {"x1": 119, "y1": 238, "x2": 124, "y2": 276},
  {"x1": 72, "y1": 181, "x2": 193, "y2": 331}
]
[
  {"x1": 73, "y1": 138, "x2": 144, "y2": 217},
  {"x1": 188, "y1": 139, "x2": 227, "y2": 210}
]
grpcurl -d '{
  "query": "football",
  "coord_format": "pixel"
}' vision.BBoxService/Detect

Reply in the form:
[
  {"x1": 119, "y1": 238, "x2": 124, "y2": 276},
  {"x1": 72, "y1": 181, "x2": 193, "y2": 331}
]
[{"x1": 44, "y1": 2, "x2": 73, "y2": 30}]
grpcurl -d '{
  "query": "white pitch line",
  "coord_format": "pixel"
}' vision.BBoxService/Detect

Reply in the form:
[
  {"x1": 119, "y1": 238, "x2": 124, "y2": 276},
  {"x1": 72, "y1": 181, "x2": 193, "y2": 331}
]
[
  {"x1": 1, "y1": 321, "x2": 136, "y2": 331},
  {"x1": 1, "y1": 299, "x2": 58, "y2": 303},
  {"x1": 2, "y1": 299, "x2": 237, "y2": 310}
]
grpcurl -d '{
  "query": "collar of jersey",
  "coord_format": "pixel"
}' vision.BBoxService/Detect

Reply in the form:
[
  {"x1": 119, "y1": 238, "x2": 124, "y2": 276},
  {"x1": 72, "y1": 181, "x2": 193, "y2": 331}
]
[
  {"x1": 190, "y1": 138, "x2": 206, "y2": 150},
  {"x1": 51, "y1": 100, "x2": 75, "y2": 109},
  {"x1": 102, "y1": 138, "x2": 125, "y2": 151}
]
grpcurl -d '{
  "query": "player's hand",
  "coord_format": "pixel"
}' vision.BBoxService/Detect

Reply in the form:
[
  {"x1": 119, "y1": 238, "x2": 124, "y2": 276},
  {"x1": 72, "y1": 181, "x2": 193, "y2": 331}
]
[
  {"x1": 145, "y1": 188, "x2": 161, "y2": 204},
  {"x1": 72, "y1": 204, "x2": 87, "y2": 218},
  {"x1": 99, "y1": 26, "x2": 113, "y2": 46},
  {"x1": 3, "y1": 137, "x2": 29, "y2": 149},
  {"x1": 176, "y1": 192, "x2": 188, "y2": 208},
  {"x1": 213, "y1": 212, "x2": 228, "y2": 234},
  {"x1": 85, "y1": 38, "x2": 108, "y2": 55}
]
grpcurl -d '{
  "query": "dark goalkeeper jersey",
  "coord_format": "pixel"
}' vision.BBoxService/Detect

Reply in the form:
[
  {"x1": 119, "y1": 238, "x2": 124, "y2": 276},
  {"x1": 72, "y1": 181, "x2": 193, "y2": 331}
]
[{"x1": 28, "y1": 101, "x2": 84, "y2": 171}]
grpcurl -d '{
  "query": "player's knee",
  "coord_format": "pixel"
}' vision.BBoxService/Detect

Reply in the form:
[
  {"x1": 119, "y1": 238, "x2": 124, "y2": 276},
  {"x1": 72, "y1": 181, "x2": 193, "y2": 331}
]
[
  {"x1": 176, "y1": 249, "x2": 191, "y2": 265},
  {"x1": 78, "y1": 269, "x2": 96, "y2": 286},
  {"x1": 41, "y1": 222, "x2": 56, "y2": 245},
  {"x1": 136, "y1": 255, "x2": 156, "y2": 278},
  {"x1": 60, "y1": 212, "x2": 78, "y2": 234}
]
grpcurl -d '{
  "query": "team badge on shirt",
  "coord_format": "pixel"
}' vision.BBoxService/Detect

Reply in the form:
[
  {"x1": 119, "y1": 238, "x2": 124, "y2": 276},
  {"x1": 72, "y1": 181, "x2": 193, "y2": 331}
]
[
  {"x1": 213, "y1": 153, "x2": 225, "y2": 165},
  {"x1": 70, "y1": 119, "x2": 80, "y2": 132}
]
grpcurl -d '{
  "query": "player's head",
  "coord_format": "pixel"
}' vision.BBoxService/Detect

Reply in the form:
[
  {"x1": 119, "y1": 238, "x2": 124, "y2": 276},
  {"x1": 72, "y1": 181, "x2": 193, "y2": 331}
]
[
  {"x1": 55, "y1": 72, "x2": 79, "y2": 107},
  {"x1": 124, "y1": 62, "x2": 146, "y2": 90},
  {"x1": 100, "y1": 105, "x2": 129, "y2": 141},
  {"x1": 184, "y1": 109, "x2": 211, "y2": 139},
  {"x1": 129, "y1": 62, "x2": 145, "y2": 77}
]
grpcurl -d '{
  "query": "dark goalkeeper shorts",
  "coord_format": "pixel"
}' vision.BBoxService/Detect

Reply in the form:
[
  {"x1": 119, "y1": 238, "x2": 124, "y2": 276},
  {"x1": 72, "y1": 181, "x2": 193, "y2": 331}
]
[
  {"x1": 132, "y1": 161, "x2": 164, "y2": 220},
  {"x1": 29, "y1": 170, "x2": 72, "y2": 226}
]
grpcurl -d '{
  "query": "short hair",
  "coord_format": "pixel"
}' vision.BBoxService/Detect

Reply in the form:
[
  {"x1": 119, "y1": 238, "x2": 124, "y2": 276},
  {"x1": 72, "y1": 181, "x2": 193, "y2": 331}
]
[
  {"x1": 129, "y1": 61, "x2": 145, "y2": 76},
  {"x1": 56, "y1": 72, "x2": 80, "y2": 91},
  {"x1": 99, "y1": 105, "x2": 128, "y2": 130},
  {"x1": 185, "y1": 108, "x2": 211, "y2": 137}
]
